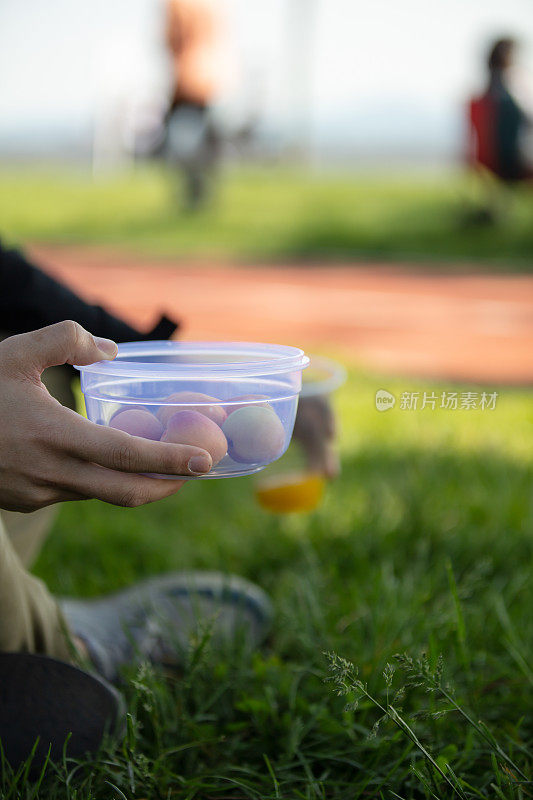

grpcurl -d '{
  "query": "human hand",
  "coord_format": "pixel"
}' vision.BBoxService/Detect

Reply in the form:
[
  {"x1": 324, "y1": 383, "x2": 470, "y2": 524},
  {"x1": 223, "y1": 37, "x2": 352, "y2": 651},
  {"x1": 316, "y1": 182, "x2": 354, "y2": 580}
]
[
  {"x1": 0, "y1": 321, "x2": 213, "y2": 512},
  {"x1": 292, "y1": 395, "x2": 340, "y2": 479}
]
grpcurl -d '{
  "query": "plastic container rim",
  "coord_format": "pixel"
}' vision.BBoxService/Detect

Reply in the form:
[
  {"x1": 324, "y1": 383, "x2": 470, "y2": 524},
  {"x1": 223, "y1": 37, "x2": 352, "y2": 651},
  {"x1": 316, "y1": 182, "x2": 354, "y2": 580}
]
[
  {"x1": 300, "y1": 355, "x2": 347, "y2": 398},
  {"x1": 74, "y1": 341, "x2": 310, "y2": 379}
]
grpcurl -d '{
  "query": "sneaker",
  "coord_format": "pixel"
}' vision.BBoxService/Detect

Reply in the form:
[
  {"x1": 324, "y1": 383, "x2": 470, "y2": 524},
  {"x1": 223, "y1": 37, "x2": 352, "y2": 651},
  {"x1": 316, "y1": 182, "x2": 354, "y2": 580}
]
[{"x1": 60, "y1": 571, "x2": 272, "y2": 683}]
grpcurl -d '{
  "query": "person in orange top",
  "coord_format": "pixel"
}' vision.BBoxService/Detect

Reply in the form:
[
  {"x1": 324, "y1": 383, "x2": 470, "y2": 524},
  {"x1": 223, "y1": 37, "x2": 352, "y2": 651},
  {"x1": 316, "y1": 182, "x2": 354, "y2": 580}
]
[
  {"x1": 165, "y1": 0, "x2": 223, "y2": 209},
  {"x1": 166, "y1": 0, "x2": 221, "y2": 108}
]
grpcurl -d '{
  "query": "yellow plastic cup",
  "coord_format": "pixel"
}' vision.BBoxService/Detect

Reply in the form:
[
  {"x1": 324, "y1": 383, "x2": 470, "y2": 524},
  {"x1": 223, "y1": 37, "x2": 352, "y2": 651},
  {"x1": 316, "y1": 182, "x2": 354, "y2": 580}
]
[{"x1": 255, "y1": 472, "x2": 325, "y2": 513}]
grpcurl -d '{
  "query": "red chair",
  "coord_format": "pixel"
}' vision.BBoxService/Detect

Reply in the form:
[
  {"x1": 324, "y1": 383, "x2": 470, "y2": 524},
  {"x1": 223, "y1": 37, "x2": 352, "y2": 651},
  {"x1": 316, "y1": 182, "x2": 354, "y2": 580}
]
[
  {"x1": 469, "y1": 95, "x2": 498, "y2": 176},
  {"x1": 469, "y1": 93, "x2": 532, "y2": 182}
]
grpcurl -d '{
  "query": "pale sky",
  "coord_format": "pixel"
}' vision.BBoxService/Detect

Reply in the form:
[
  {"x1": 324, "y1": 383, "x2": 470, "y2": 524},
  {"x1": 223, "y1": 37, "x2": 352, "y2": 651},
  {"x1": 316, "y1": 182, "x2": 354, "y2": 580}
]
[{"x1": 0, "y1": 0, "x2": 532, "y2": 158}]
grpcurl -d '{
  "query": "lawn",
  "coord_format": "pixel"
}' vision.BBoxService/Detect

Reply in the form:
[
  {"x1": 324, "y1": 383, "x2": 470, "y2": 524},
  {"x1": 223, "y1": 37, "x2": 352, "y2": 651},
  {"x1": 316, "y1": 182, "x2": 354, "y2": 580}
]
[
  {"x1": 5, "y1": 366, "x2": 533, "y2": 798},
  {"x1": 1, "y1": 164, "x2": 533, "y2": 268}
]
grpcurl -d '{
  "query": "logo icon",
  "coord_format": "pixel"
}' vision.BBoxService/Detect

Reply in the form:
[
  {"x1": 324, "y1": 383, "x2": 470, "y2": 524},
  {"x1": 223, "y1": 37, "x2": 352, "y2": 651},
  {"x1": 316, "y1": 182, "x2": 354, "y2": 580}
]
[{"x1": 375, "y1": 389, "x2": 396, "y2": 412}]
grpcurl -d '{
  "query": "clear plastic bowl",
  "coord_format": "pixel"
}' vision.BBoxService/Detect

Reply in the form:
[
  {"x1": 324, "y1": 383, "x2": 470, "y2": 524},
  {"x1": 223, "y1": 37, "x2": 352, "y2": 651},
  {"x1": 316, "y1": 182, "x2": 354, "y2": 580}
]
[
  {"x1": 299, "y1": 355, "x2": 347, "y2": 399},
  {"x1": 75, "y1": 341, "x2": 309, "y2": 479}
]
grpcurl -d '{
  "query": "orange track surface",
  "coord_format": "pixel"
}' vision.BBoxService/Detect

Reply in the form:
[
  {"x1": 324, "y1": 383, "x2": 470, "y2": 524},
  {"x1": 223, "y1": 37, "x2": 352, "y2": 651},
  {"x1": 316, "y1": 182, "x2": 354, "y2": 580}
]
[{"x1": 31, "y1": 244, "x2": 533, "y2": 386}]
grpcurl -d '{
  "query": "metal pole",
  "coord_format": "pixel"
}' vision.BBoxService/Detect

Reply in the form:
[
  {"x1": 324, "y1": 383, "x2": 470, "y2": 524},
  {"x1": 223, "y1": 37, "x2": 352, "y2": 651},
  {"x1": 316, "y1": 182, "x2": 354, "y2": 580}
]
[{"x1": 286, "y1": 0, "x2": 318, "y2": 157}]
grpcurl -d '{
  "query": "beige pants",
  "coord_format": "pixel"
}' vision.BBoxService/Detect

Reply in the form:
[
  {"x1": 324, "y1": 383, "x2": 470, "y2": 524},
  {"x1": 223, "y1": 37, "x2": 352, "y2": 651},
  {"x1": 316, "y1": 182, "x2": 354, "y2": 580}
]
[{"x1": 0, "y1": 358, "x2": 76, "y2": 661}]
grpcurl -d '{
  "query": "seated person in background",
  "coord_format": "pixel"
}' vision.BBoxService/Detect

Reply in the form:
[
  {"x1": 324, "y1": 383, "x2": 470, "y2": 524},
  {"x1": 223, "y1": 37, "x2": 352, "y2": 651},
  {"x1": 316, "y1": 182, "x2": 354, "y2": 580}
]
[{"x1": 467, "y1": 37, "x2": 532, "y2": 222}]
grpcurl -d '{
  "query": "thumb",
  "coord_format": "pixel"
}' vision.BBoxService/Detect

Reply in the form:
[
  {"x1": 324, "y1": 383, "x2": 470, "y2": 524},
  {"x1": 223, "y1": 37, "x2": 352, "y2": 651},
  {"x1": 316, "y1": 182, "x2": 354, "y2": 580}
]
[{"x1": 6, "y1": 321, "x2": 118, "y2": 377}]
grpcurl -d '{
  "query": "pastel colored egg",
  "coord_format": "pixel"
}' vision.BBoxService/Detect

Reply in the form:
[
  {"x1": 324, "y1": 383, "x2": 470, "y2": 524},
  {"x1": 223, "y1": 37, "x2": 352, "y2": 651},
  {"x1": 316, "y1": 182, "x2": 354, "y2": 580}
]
[
  {"x1": 162, "y1": 410, "x2": 228, "y2": 465},
  {"x1": 109, "y1": 404, "x2": 146, "y2": 421},
  {"x1": 224, "y1": 394, "x2": 270, "y2": 415},
  {"x1": 109, "y1": 409, "x2": 164, "y2": 441},
  {"x1": 222, "y1": 406, "x2": 285, "y2": 464},
  {"x1": 157, "y1": 392, "x2": 227, "y2": 426}
]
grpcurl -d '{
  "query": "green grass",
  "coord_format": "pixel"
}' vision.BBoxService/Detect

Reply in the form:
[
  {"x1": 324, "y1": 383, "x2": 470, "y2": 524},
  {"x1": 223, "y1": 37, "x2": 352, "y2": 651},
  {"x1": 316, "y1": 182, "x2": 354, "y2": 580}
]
[
  {"x1": 4, "y1": 367, "x2": 533, "y2": 798},
  {"x1": 1, "y1": 164, "x2": 533, "y2": 267}
]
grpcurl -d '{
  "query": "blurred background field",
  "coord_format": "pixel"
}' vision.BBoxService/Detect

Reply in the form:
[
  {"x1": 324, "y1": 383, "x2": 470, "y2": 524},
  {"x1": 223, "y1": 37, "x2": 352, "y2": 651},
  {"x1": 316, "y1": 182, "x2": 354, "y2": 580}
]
[
  {"x1": 2, "y1": 165, "x2": 533, "y2": 267},
  {"x1": 2, "y1": 0, "x2": 533, "y2": 269}
]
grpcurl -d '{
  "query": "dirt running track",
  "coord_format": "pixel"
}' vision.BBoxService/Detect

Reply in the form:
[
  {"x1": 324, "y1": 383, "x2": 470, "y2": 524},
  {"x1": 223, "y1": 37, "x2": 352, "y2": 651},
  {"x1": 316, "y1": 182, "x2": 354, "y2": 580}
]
[{"x1": 31, "y1": 244, "x2": 533, "y2": 386}]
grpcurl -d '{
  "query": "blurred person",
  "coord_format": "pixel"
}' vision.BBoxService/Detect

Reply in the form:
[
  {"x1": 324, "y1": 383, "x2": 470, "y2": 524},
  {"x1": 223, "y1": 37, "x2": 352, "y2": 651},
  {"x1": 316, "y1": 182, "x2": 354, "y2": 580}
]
[
  {"x1": 0, "y1": 239, "x2": 272, "y2": 758},
  {"x1": 165, "y1": 0, "x2": 224, "y2": 210},
  {"x1": 0, "y1": 240, "x2": 335, "y2": 758},
  {"x1": 467, "y1": 37, "x2": 532, "y2": 222}
]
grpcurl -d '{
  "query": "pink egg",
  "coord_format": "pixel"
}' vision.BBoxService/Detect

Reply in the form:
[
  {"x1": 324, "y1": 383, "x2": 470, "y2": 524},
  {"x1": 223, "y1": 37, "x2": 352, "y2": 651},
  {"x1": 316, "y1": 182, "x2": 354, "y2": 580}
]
[
  {"x1": 157, "y1": 392, "x2": 227, "y2": 426},
  {"x1": 161, "y1": 410, "x2": 228, "y2": 465},
  {"x1": 222, "y1": 406, "x2": 285, "y2": 464},
  {"x1": 109, "y1": 404, "x2": 146, "y2": 420},
  {"x1": 109, "y1": 409, "x2": 164, "y2": 441},
  {"x1": 224, "y1": 394, "x2": 270, "y2": 416}
]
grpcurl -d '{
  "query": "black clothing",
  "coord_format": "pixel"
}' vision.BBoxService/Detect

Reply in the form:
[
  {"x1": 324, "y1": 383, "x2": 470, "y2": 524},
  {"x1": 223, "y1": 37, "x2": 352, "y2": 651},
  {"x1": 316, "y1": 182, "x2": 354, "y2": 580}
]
[
  {"x1": 0, "y1": 240, "x2": 178, "y2": 342},
  {"x1": 488, "y1": 72, "x2": 530, "y2": 182}
]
